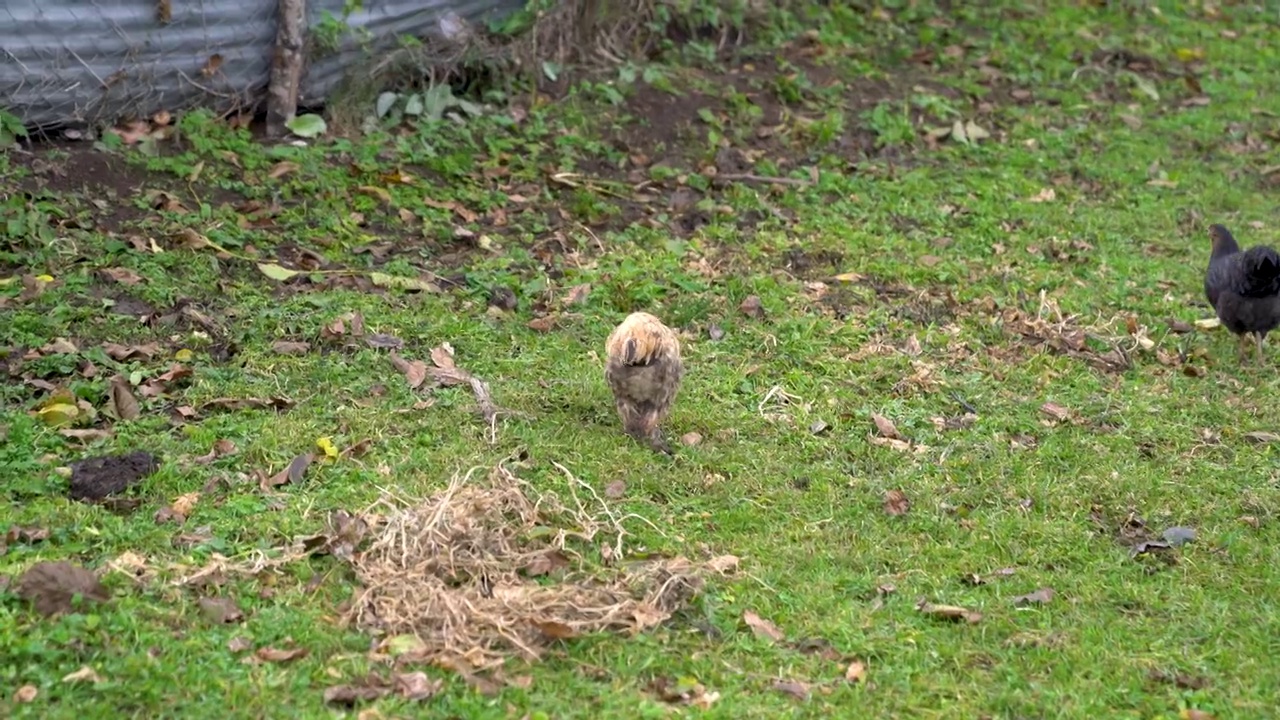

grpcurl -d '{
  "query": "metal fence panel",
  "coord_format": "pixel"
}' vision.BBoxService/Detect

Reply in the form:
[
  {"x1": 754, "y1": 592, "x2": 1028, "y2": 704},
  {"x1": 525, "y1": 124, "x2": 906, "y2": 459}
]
[{"x1": 1, "y1": 0, "x2": 520, "y2": 128}]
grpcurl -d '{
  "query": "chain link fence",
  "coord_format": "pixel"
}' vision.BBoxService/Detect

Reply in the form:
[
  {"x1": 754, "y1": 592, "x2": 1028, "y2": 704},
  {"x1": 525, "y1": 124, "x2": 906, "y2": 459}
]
[{"x1": 2, "y1": 0, "x2": 520, "y2": 129}]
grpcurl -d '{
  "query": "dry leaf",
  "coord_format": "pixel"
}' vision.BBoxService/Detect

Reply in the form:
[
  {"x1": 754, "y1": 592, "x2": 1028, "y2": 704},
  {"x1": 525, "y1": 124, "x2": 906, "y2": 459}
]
[
  {"x1": 705, "y1": 555, "x2": 740, "y2": 574},
  {"x1": 532, "y1": 620, "x2": 578, "y2": 639},
  {"x1": 527, "y1": 316, "x2": 556, "y2": 332},
  {"x1": 254, "y1": 646, "x2": 309, "y2": 663},
  {"x1": 268, "y1": 161, "x2": 300, "y2": 179},
  {"x1": 844, "y1": 661, "x2": 867, "y2": 683},
  {"x1": 742, "y1": 610, "x2": 785, "y2": 642},
  {"x1": 1039, "y1": 402, "x2": 1071, "y2": 422},
  {"x1": 771, "y1": 679, "x2": 810, "y2": 700},
  {"x1": 739, "y1": 295, "x2": 765, "y2": 319},
  {"x1": 389, "y1": 353, "x2": 428, "y2": 389},
  {"x1": 604, "y1": 480, "x2": 626, "y2": 499},
  {"x1": 107, "y1": 375, "x2": 140, "y2": 421},
  {"x1": 1012, "y1": 587, "x2": 1055, "y2": 606},
  {"x1": 61, "y1": 666, "x2": 103, "y2": 684},
  {"x1": 271, "y1": 340, "x2": 311, "y2": 356},
  {"x1": 917, "y1": 599, "x2": 982, "y2": 623},
  {"x1": 680, "y1": 431, "x2": 703, "y2": 446},
  {"x1": 562, "y1": 283, "x2": 591, "y2": 306},
  {"x1": 264, "y1": 453, "x2": 314, "y2": 488},
  {"x1": 199, "y1": 596, "x2": 244, "y2": 624},
  {"x1": 1028, "y1": 188, "x2": 1057, "y2": 203},
  {"x1": 429, "y1": 345, "x2": 456, "y2": 369},
  {"x1": 871, "y1": 413, "x2": 901, "y2": 439},
  {"x1": 1243, "y1": 431, "x2": 1280, "y2": 445},
  {"x1": 883, "y1": 489, "x2": 910, "y2": 516},
  {"x1": 100, "y1": 267, "x2": 145, "y2": 285},
  {"x1": 14, "y1": 685, "x2": 37, "y2": 703}
]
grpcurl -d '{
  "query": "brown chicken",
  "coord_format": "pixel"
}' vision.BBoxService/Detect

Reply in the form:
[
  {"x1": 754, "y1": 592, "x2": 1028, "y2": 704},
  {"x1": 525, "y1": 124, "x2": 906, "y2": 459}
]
[
  {"x1": 604, "y1": 312, "x2": 683, "y2": 454},
  {"x1": 1204, "y1": 223, "x2": 1280, "y2": 364}
]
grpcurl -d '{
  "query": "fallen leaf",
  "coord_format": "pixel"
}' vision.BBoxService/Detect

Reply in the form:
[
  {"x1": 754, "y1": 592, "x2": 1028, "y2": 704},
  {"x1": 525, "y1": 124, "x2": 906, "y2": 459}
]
[
  {"x1": 257, "y1": 263, "x2": 300, "y2": 282},
  {"x1": 527, "y1": 316, "x2": 556, "y2": 332},
  {"x1": 429, "y1": 344, "x2": 456, "y2": 369},
  {"x1": 917, "y1": 599, "x2": 982, "y2": 624},
  {"x1": 364, "y1": 333, "x2": 403, "y2": 349},
  {"x1": 1162, "y1": 526, "x2": 1197, "y2": 546},
  {"x1": 739, "y1": 295, "x2": 765, "y2": 319},
  {"x1": 339, "y1": 438, "x2": 373, "y2": 459},
  {"x1": 604, "y1": 480, "x2": 626, "y2": 499},
  {"x1": 58, "y1": 428, "x2": 113, "y2": 443},
  {"x1": 254, "y1": 646, "x2": 309, "y2": 663},
  {"x1": 271, "y1": 340, "x2": 311, "y2": 356},
  {"x1": 193, "y1": 438, "x2": 237, "y2": 465},
  {"x1": 323, "y1": 683, "x2": 389, "y2": 707},
  {"x1": 42, "y1": 337, "x2": 79, "y2": 354},
  {"x1": 707, "y1": 324, "x2": 725, "y2": 341},
  {"x1": 771, "y1": 679, "x2": 810, "y2": 700},
  {"x1": 267, "y1": 161, "x2": 300, "y2": 179},
  {"x1": 1012, "y1": 587, "x2": 1056, "y2": 606},
  {"x1": 199, "y1": 397, "x2": 294, "y2": 413},
  {"x1": 871, "y1": 413, "x2": 901, "y2": 439},
  {"x1": 844, "y1": 661, "x2": 867, "y2": 683},
  {"x1": 394, "y1": 671, "x2": 442, "y2": 701},
  {"x1": 705, "y1": 555, "x2": 740, "y2": 574},
  {"x1": 680, "y1": 431, "x2": 703, "y2": 446},
  {"x1": 61, "y1": 666, "x2": 103, "y2": 684},
  {"x1": 1028, "y1": 188, "x2": 1057, "y2": 203},
  {"x1": 4, "y1": 526, "x2": 50, "y2": 545},
  {"x1": 742, "y1": 610, "x2": 785, "y2": 643},
  {"x1": 532, "y1": 620, "x2": 578, "y2": 639},
  {"x1": 562, "y1": 283, "x2": 591, "y2": 306},
  {"x1": 370, "y1": 272, "x2": 439, "y2": 293},
  {"x1": 264, "y1": 453, "x2": 314, "y2": 488},
  {"x1": 16, "y1": 561, "x2": 109, "y2": 616},
  {"x1": 100, "y1": 267, "x2": 145, "y2": 285},
  {"x1": 883, "y1": 489, "x2": 910, "y2": 516},
  {"x1": 199, "y1": 596, "x2": 244, "y2": 624},
  {"x1": 919, "y1": 254, "x2": 941, "y2": 267},
  {"x1": 227, "y1": 636, "x2": 253, "y2": 653},
  {"x1": 102, "y1": 342, "x2": 160, "y2": 361},
  {"x1": 1243, "y1": 431, "x2": 1280, "y2": 444},
  {"x1": 14, "y1": 685, "x2": 37, "y2": 703},
  {"x1": 108, "y1": 375, "x2": 140, "y2": 421},
  {"x1": 1039, "y1": 402, "x2": 1071, "y2": 422},
  {"x1": 389, "y1": 353, "x2": 428, "y2": 389}
]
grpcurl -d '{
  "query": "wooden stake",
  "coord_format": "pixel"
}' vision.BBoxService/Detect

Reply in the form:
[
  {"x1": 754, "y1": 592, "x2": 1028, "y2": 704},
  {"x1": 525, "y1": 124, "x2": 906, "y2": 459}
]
[{"x1": 266, "y1": 0, "x2": 307, "y2": 138}]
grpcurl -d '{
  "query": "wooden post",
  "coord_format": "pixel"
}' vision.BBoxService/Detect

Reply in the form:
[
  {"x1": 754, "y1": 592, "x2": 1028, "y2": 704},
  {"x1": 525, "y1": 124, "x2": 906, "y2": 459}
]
[{"x1": 265, "y1": 0, "x2": 307, "y2": 138}]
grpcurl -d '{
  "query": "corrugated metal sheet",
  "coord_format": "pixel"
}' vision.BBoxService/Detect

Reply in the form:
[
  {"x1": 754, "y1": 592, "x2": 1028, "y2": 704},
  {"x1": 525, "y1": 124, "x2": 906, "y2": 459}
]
[{"x1": 1, "y1": 0, "x2": 521, "y2": 129}]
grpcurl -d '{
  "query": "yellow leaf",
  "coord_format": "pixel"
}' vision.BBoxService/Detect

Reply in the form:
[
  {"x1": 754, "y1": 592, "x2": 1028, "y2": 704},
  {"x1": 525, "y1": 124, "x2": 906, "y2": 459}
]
[
  {"x1": 175, "y1": 349, "x2": 194, "y2": 362},
  {"x1": 1175, "y1": 47, "x2": 1205, "y2": 62},
  {"x1": 35, "y1": 274, "x2": 55, "y2": 283},
  {"x1": 37, "y1": 403, "x2": 80, "y2": 427},
  {"x1": 356, "y1": 186, "x2": 394, "y2": 205},
  {"x1": 832, "y1": 272, "x2": 865, "y2": 283},
  {"x1": 316, "y1": 437, "x2": 339, "y2": 460}
]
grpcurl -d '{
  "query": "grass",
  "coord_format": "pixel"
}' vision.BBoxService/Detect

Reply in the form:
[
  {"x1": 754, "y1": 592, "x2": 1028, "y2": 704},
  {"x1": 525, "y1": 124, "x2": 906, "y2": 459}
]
[{"x1": 4, "y1": 1, "x2": 1280, "y2": 718}]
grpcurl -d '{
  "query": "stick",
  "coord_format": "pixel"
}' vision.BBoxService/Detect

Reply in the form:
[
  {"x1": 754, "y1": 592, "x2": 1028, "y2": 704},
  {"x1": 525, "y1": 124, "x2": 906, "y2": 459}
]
[
  {"x1": 266, "y1": 0, "x2": 307, "y2": 138},
  {"x1": 712, "y1": 172, "x2": 811, "y2": 188}
]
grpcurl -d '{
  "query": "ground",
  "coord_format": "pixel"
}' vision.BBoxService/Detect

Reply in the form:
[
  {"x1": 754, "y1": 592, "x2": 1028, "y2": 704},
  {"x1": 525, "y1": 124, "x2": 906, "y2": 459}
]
[{"x1": 3, "y1": 1, "x2": 1280, "y2": 718}]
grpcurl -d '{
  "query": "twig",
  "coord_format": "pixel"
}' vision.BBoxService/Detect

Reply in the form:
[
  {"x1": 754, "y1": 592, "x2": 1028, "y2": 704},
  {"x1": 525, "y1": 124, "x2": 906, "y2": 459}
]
[{"x1": 713, "y1": 172, "x2": 811, "y2": 188}]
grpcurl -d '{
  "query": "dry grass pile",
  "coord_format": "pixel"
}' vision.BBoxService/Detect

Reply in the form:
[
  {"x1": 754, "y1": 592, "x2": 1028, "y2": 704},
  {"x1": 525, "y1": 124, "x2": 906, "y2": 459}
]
[{"x1": 337, "y1": 463, "x2": 738, "y2": 670}]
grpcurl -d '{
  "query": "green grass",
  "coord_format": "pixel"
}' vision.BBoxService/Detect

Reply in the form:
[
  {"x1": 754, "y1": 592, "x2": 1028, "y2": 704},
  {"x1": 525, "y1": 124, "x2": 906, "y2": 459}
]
[{"x1": 4, "y1": 1, "x2": 1280, "y2": 718}]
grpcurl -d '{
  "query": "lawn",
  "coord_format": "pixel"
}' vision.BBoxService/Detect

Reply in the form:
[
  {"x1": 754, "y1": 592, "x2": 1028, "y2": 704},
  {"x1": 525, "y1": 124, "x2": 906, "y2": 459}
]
[{"x1": 3, "y1": 1, "x2": 1280, "y2": 718}]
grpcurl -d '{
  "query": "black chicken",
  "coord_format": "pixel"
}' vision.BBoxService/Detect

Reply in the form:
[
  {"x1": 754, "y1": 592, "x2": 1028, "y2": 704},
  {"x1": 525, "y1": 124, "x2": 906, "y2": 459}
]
[{"x1": 1204, "y1": 224, "x2": 1280, "y2": 363}]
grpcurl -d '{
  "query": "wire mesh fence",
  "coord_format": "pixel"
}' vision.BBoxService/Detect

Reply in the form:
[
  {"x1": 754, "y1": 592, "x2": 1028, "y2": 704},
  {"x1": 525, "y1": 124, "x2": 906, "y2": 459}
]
[{"x1": 1, "y1": 0, "x2": 520, "y2": 129}]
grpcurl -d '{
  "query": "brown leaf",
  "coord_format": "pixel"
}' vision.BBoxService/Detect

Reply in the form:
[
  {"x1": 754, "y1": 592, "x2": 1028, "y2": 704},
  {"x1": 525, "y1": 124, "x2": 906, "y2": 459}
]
[
  {"x1": 58, "y1": 428, "x2": 113, "y2": 443},
  {"x1": 844, "y1": 660, "x2": 867, "y2": 683},
  {"x1": 742, "y1": 610, "x2": 785, "y2": 643},
  {"x1": 739, "y1": 294, "x2": 765, "y2": 319},
  {"x1": 14, "y1": 685, "x2": 37, "y2": 703},
  {"x1": 1243, "y1": 431, "x2": 1280, "y2": 445},
  {"x1": 5, "y1": 526, "x2": 50, "y2": 546},
  {"x1": 394, "y1": 671, "x2": 443, "y2": 701},
  {"x1": 254, "y1": 646, "x2": 309, "y2": 663},
  {"x1": 102, "y1": 342, "x2": 160, "y2": 361},
  {"x1": 323, "y1": 682, "x2": 389, "y2": 707},
  {"x1": 1039, "y1": 402, "x2": 1071, "y2": 422},
  {"x1": 339, "y1": 438, "x2": 373, "y2": 459},
  {"x1": 271, "y1": 340, "x2": 311, "y2": 356},
  {"x1": 108, "y1": 375, "x2": 140, "y2": 421},
  {"x1": 871, "y1": 413, "x2": 901, "y2": 439},
  {"x1": 562, "y1": 283, "x2": 591, "y2": 307},
  {"x1": 389, "y1": 353, "x2": 428, "y2": 389},
  {"x1": 917, "y1": 599, "x2": 982, "y2": 624},
  {"x1": 100, "y1": 267, "x2": 145, "y2": 285},
  {"x1": 263, "y1": 453, "x2": 314, "y2": 488},
  {"x1": 199, "y1": 396, "x2": 294, "y2": 413},
  {"x1": 771, "y1": 679, "x2": 810, "y2": 700},
  {"x1": 199, "y1": 596, "x2": 244, "y2": 624},
  {"x1": 429, "y1": 344, "x2": 456, "y2": 369},
  {"x1": 705, "y1": 555, "x2": 740, "y2": 574},
  {"x1": 15, "y1": 561, "x2": 109, "y2": 616},
  {"x1": 365, "y1": 333, "x2": 403, "y2": 349},
  {"x1": 61, "y1": 666, "x2": 103, "y2": 684},
  {"x1": 193, "y1": 438, "x2": 237, "y2": 465},
  {"x1": 1149, "y1": 669, "x2": 1209, "y2": 690},
  {"x1": 883, "y1": 489, "x2": 910, "y2": 516},
  {"x1": 918, "y1": 254, "x2": 941, "y2": 267},
  {"x1": 227, "y1": 636, "x2": 253, "y2": 653},
  {"x1": 604, "y1": 480, "x2": 626, "y2": 499},
  {"x1": 42, "y1": 337, "x2": 79, "y2": 354},
  {"x1": 527, "y1": 316, "x2": 557, "y2": 333},
  {"x1": 156, "y1": 364, "x2": 193, "y2": 383},
  {"x1": 523, "y1": 550, "x2": 570, "y2": 577},
  {"x1": 680, "y1": 431, "x2": 703, "y2": 446},
  {"x1": 267, "y1": 161, "x2": 300, "y2": 179},
  {"x1": 532, "y1": 620, "x2": 578, "y2": 639},
  {"x1": 1012, "y1": 587, "x2": 1056, "y2": 606}
]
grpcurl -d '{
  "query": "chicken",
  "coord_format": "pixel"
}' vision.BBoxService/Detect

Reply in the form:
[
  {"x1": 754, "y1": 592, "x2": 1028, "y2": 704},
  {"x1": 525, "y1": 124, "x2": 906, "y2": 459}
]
[
  {"x1": 1204, "y1": 223, "x2": 1280, "y2": 364},
  {"x1": 604, "y1": 312, "x2": 683, "y2": 454}
]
